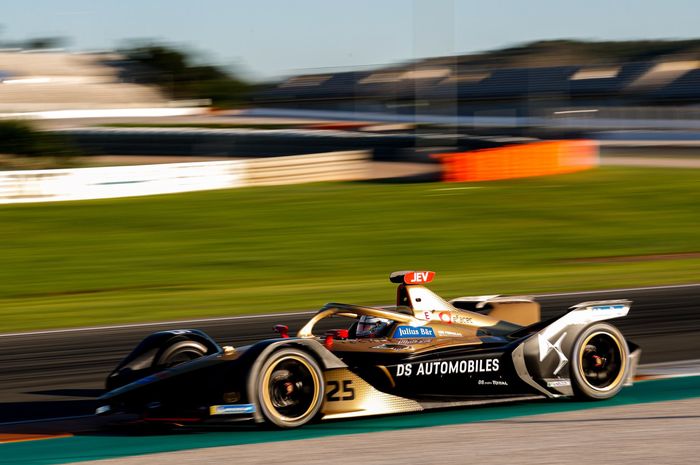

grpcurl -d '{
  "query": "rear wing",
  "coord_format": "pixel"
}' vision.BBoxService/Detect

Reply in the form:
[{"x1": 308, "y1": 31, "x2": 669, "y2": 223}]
[
  {"x1": 565, "y1": 300, "x2": 631, "y2": 323},
  {"x1": 450, "y1": 295, "x2": 541, "y2": 327}
]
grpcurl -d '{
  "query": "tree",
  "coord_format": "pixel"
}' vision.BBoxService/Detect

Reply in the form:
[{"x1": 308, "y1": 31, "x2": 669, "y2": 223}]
[
  {"x1": 0, "y1": 120, "x2": 78, "y2": 157},
  {"x1": 119, "y1": 43, "x2": 251, "y2": 107}
]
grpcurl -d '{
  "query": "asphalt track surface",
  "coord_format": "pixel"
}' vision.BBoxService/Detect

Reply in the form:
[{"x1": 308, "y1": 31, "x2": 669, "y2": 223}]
[
  {"x1": 75, "y1": 396, "x2": 700, "y2": 465},
  {"x1": 3, "y1": 375, "x2": 700, "y2": 465},
  {"x1": 1, "y1": 284, "x2": 699, "y2": 426}
]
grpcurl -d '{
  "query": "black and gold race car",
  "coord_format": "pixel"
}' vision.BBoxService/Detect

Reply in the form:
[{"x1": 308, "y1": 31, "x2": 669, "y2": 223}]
[{"x1": 97, "y1": 271, "x2": 641, "y2": 428}]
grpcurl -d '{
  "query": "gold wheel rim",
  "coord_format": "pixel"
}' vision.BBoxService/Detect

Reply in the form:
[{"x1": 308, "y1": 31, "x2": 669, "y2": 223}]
[
  {"x1": 578, "y1": 331, "x2": 626, "y2": 392},
  {"x1": 261, "y1": 355, "x2": 320, "y2": 422}
]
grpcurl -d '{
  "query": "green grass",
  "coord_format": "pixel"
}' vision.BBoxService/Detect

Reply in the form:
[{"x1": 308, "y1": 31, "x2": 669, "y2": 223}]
[
  {"x1": 601, "y1": 147, "x2": 700, "y2": 159},
  {"x1": 1, "y1": 167, "x2": 699, "y2": 332}
]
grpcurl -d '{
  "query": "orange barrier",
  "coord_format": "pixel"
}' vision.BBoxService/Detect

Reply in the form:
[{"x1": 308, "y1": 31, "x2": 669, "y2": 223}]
[{"x1": 437, "y1": 140, "x2": 599, "y2": 182}]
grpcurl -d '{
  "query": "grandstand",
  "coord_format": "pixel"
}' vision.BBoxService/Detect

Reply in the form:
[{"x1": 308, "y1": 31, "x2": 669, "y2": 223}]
[
  {"x1": 0, "y1": 51, "x2": 169, "y2": 111},
  {"x1": 254, "y1": 57, "x2": 700, "y2": 118}
]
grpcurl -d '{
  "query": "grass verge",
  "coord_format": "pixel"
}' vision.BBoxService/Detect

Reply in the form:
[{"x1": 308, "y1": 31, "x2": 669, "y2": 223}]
[{"x1": 0, "y1": 167, "x2": 698, "y2": 332}]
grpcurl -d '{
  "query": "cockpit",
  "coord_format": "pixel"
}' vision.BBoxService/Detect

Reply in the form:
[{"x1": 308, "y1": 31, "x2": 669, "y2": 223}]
[
  {"x1": 355, "y1": 315, "x2": 394, "y2": 338},
  {"x1": 296, "y1": 270, "x2": 470, "y2": 341}
]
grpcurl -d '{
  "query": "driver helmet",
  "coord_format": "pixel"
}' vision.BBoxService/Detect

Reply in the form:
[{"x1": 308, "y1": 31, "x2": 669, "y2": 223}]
[{"x1": 356, "y1": 315, "x2": 393, "y2": 338}]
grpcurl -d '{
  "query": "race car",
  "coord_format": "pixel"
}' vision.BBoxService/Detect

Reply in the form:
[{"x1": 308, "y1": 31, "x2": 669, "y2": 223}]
[{"x1": 97, "y1": 271, "x2": 641, "y2": 428}]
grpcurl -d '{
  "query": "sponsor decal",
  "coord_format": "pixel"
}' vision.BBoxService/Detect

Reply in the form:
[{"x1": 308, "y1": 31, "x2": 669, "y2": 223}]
[
  {"x1": 422, "y1": 311, "x2": 473, "y2": 325},
  {"x1": 478, "y1": 379, "x2": 508, "y2": 386},
  {"x1": 589, "y1": 304, "x2": 627, "y2": 318},
  {"x1": 437, "y1": 330, "x2": 464, "y2": 337},
  {"x1": 326, "y1": 380, "x2": 355, "y2": 401},
  {"x1": 422, "y1": 311, "x2": 455, "y2": 324},
  {"x1": 545, "y1": 379, "x2": 572, "y2": 388},
  {"x1": 393, "y1": 326, "x2": 436, "y2": 339},
  {"x1": 404, "y1": 271, "x2": 435, "y2": 284},
  {"x1": 396, "y1": 358, "x2": 500, "y2": 377},
  {"x1": 451, "y1": 314, "x2": 474, "y2": 325},
  {"x1": 393, "y1": 338, "x2": 434, "y2": 345},
  {"x1": 591, "y1": 304, "x2": 626, "y2": 312},
  {"x1": 209, "y1": 404, "x2": 256, "y2": 415},
  {"x1": 538, "y1": 332, "x2": 568, "y2": 376}
]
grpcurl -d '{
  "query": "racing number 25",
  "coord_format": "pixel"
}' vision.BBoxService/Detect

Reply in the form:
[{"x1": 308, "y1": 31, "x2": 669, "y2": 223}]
[{"x1": 326, "y1": 380, "x2": 355, "y2": 401}]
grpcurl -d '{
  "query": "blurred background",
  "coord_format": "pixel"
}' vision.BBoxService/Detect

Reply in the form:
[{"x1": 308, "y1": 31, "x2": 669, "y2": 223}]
[
  {"x1": 1, "y1": 5, "x2": 699, "y2": 460},
  {"x1": 0, "y1": 0, "x2": 698, "y2": 331}
]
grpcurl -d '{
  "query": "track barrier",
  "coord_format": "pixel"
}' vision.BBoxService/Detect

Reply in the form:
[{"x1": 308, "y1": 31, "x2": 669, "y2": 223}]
[
  {"x1": 0, "y1": 151, "x2": 370, "y2": 204},
  {"x1": 436, "y1": 140, "x2": 599, "y2": 182}
]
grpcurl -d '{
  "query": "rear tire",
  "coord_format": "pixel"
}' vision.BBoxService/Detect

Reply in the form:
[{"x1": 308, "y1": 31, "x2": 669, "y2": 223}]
[
  {"x1": 256, "y1": 348, "x2": 324, "y2": 428},
  {"x1": 571, "y1": 323, "x2": 629, "y2": 400}
]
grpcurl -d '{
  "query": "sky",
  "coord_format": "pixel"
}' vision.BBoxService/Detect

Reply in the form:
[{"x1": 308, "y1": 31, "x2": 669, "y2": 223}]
[{"x1": 1, "y1": 0, "x2": 698, "y2": 81}]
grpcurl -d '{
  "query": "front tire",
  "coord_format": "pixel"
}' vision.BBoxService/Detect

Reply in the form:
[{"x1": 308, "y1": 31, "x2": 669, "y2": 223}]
[
  {"x1": 155, "y1": 340, "x2": 207, "y2": 369},
  {"x1": 571, "y1": 323, "x2": 629, "y2": 400},
  {"x1": 256, "y1": 348, "x2": 324, "y2": 428}
]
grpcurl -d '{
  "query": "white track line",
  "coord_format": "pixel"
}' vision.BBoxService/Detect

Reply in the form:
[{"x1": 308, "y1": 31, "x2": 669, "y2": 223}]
[
  {"x1": 0, "y1": 311, "x2": 316, "y2": 338},
  {"x1": 538, "y1": 283, "x2": 699, "y2": 297},
  {"x1": 1, "y1": 283, "x2": 698, "y2": 339}
]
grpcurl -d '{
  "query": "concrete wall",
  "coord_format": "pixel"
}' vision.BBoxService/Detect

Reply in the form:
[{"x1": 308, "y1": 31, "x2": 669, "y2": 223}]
[{"x1": 0, "y1": 151, "x2": 370, "y2": 204}]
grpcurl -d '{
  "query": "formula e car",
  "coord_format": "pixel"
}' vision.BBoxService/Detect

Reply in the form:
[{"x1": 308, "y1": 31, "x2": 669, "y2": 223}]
[{"x1": 98, "y1": 271, "x2": 641, "y2": 428}]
